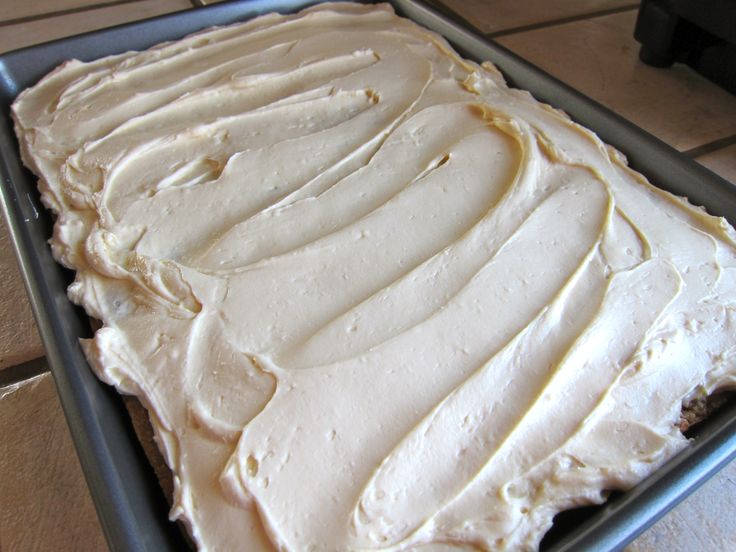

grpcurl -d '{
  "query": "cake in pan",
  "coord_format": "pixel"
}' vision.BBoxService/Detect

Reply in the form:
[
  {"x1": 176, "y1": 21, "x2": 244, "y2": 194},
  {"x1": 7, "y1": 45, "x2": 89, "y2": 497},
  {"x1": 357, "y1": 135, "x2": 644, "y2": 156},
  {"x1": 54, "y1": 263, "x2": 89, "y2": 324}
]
[{"x1": 11, "y1": 2, "x2": 736, "y2": 550}]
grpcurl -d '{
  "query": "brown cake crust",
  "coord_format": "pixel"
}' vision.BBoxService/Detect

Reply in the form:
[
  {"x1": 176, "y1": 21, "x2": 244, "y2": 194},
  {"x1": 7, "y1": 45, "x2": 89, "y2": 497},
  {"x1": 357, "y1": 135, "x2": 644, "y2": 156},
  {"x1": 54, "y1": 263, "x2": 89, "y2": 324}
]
[{"x1": 122, "y1": 395, "x2": 174, "y2": 504}]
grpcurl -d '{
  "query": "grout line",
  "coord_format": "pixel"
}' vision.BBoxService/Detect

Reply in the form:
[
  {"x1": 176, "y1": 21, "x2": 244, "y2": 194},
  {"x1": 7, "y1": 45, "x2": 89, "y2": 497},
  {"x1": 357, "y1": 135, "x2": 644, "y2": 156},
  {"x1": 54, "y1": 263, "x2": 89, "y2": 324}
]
[
  {"x1": 486, "y1": 3, "x2": 641, "y2": 39},
  {"x1": 0, "y1": 0, "x2": 142, "y2": 28},
  {"x1": 682, "y1": 135, "x2": 736, "y2": 159},
  {"x1": 0, "y1": 357, "x2": 49, "y2": 390},
  {"x1": 421, "y1": 0, "x2": 487, "y2": 36}
]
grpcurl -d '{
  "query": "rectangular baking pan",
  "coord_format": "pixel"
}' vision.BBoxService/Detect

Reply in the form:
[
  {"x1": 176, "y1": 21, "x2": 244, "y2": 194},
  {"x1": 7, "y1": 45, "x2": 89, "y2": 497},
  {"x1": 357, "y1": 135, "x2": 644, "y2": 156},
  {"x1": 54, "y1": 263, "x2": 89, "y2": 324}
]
[{"x1": 1, "y1": 1, "x2": 735, "y2": 551}]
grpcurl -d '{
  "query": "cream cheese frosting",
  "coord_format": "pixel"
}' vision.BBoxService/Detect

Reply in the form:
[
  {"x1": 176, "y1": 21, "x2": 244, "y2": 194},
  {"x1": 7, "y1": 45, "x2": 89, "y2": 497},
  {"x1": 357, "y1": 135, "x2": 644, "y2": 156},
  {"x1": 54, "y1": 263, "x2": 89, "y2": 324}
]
[{"x1": 11, "y1": 2, "x2": 736, "y2": 550}]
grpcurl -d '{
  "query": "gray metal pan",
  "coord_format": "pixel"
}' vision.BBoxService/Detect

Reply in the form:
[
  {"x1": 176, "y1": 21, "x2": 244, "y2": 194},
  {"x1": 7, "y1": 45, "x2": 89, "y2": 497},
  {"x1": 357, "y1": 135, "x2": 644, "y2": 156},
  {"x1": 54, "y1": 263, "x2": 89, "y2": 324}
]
[{"x1": 0, "y1": 1, "x2": 734, "y2": 551}]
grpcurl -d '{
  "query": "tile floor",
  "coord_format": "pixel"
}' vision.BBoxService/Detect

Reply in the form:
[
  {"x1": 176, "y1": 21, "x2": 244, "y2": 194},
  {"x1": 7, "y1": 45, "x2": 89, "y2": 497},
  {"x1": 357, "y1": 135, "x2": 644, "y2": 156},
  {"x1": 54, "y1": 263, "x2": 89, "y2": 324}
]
[{"x1": 1, "y1": 0, "x2": 735, "y2": 550}]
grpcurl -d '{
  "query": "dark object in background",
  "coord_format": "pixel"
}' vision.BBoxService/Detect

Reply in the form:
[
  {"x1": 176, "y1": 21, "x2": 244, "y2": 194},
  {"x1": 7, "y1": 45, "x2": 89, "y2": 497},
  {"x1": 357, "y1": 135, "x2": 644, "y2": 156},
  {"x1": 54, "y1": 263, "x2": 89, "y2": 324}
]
[{"x1": 634, "y1": 0, "x2": 736, "y2": 94}]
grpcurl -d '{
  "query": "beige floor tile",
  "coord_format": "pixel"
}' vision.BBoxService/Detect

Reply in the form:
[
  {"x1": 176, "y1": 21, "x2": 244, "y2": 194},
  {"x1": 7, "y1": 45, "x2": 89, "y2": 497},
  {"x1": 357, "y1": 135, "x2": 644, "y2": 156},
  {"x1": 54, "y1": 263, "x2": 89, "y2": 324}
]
[
  {"x1": 0, "y1": 217, "x2": 43, "y2": 370},
  {"x1": 627, "y1": 458, "x2": 736, "y2": 551},
  {"x1": 696, "y1": 144, "x2": 736, "y2": 186},
  {"x1": 497, "y1": 11, "x2": 736, "y2": 152},
  {"x1": 0, "y1": 0, "x2": 192, "y2": 54},
  {"x1": 0, "y1": 371, "x2": 107, "y2": 551},
  {"x1": 439, "y1": 0, "x2": 635, "y2": 34},
  {"x1": 0, "y1": 0, "x2": 111, "y2": 23}
]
